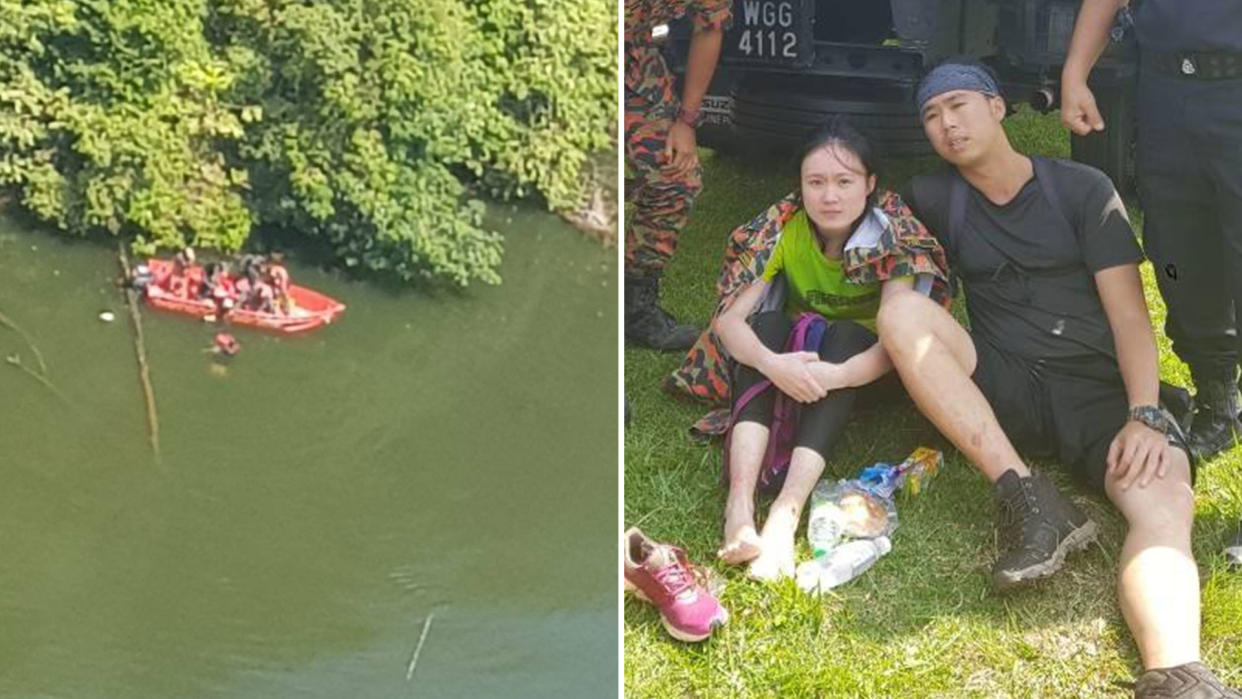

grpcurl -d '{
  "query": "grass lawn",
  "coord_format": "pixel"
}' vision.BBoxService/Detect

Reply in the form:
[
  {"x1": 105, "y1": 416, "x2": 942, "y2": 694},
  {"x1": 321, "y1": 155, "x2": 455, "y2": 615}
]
[{"x1": 623, "y1": 109, "x2": 1242, "y2": 699}]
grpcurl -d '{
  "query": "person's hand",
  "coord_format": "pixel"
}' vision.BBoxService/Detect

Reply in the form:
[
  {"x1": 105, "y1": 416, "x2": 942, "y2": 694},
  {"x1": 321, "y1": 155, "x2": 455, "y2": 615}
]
[
  {"x1": 662, "y1": 121, "x2": 699, "y2": 178},
  {"x1": 1060, "y1": 80, "x2": 1105, "y2": 136},
  {"x1": 759, "y1": 352, "x2": 828, "y2": 404},
  {"x1": 1107, "y1": 420, "x2": 1170, "y2": 490},
  {"x1": 807, "y1": 361, "x2": 851, "y2": 392}
]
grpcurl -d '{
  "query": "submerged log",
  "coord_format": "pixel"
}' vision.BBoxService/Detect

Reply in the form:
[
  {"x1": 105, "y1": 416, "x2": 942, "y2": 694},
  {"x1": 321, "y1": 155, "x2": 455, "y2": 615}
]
[{"x1": 117, "y1": 243, "x2": 161, "y2": 462}]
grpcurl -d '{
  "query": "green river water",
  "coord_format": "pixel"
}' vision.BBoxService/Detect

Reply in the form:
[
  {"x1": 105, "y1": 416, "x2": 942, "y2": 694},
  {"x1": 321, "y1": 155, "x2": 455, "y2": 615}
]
[{"x1": 0, "y1": 207, "x2": 618, "y2": 697}]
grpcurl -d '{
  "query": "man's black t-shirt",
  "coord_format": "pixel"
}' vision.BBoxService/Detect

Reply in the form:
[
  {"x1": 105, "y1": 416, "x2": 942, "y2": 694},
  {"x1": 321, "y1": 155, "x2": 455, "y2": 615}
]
[{"x1": 902, "y1": 159, "x2": 1143, "y2": 369}]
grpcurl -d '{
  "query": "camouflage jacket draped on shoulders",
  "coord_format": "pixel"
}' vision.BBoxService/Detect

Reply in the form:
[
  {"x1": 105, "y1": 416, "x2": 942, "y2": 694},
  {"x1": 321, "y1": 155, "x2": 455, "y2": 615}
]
[{"x1": 664, "y1": 189, "x2": 951, "y2": 437}]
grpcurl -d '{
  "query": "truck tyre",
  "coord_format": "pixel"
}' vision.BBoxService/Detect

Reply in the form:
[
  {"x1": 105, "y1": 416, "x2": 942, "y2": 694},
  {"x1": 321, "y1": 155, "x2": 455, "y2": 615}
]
[{"x1": 1069, "y1": 80, "x2": 1135, "y2": 195}]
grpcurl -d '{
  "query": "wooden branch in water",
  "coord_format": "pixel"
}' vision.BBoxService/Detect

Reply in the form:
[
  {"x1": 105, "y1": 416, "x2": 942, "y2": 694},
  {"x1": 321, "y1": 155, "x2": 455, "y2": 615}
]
[
  {"x1": 405, "y1": 612, "x2": 435, "y2": 681},
  {"x1": 4, "y1": 353, "x2": 69, "y2": 404},
  {"x1": 0, "y1": 305, "x2": 63, "y2": 402},
  {"x1": 117, "y1": 242, "x2": 161, "y2": 461},
  {"x1": 0, "y1": 308, "x2": 48, "y2": 375}
]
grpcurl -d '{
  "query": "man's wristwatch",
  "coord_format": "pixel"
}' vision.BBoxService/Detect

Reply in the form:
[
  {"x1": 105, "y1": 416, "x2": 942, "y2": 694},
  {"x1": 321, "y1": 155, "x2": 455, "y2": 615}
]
[
  {"x1": 1128, "y1": 404, "x2": 1176, "y2": 435},
  {"x1": 676, "y1": 106, "x2": 702, "y2": 128}
]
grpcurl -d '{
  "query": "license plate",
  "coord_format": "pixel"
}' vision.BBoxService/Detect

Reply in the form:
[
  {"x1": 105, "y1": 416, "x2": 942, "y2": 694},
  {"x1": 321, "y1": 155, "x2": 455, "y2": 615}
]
[{"x1": 723, "y1": 0, "x2": 814, "y2": 66}]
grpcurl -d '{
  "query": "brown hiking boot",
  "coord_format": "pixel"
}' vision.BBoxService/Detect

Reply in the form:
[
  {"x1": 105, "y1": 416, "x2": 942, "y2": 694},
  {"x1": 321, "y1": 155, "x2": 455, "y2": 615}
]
[
  {"x1": 991, "y1": 469, "x2": 1098, "y2": 590},
  {"x1": 1135, "y1": 662, "x2": 1242, "y2": 698}
]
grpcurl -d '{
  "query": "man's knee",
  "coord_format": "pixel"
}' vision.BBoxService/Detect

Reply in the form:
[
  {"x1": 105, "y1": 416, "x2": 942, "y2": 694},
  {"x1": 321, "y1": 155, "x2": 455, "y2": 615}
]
[
  {"x1": 876, "y1": 290, "x2": 940, "y2": 351},
  {"x1": 1106, "y1": 452, "x2": 1195, "y2": 529},
  {"x1": 877, "y1": 290, "x2": 927, "y2": 333}
]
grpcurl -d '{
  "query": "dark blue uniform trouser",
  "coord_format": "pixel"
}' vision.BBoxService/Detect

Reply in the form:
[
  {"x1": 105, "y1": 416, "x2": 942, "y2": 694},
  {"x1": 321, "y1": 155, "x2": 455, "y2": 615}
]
[{"x1": 1136, "y1": 68, "x2": 1242, "y2": 383}]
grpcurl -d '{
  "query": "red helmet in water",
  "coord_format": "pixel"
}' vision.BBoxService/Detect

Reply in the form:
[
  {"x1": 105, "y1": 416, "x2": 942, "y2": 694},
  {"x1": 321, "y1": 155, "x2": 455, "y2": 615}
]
[{"x1": 214, "y1": 333, "x2": 240, "y2": 356}]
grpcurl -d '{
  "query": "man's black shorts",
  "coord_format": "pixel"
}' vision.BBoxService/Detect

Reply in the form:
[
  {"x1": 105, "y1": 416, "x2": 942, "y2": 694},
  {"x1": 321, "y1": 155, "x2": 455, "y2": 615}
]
[{"x1": 969, "y1": 336, "x2": 1194, "y2": 492}]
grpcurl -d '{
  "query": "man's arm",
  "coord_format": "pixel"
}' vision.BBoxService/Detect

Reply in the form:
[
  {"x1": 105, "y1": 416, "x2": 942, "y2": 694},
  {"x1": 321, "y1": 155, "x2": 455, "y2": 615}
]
[
  {"x1": 663, "y1": 24, "x2": 724, "y2": 177},
  {"x1": 1095, "y1": 264, "x2": 1169, "y2": 489},
  {"x1": 1060, "y1": 0, "x2": 1128, "y2": 135}
]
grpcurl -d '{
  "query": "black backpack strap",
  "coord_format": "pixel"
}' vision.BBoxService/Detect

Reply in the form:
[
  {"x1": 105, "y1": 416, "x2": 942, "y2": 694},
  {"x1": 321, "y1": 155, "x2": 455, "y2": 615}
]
[
  {"x1": 945, "y1": 173, "x2": 969, "y2": 297},
  {"x1": 1031, "y1": 156, "x2": 1075, "y2": 235},
  {"x1": 950, "y1": 158, "x2": 1077, "y2": 254},
  {"x1": 948, "y1": 173, "x2": 968, "y2": 254}
]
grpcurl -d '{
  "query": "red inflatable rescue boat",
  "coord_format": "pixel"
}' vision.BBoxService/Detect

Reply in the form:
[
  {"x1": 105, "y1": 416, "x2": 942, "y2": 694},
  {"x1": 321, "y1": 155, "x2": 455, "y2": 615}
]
[{"x1": 142, "y1": 259, "x2": 345, "y2": 334}]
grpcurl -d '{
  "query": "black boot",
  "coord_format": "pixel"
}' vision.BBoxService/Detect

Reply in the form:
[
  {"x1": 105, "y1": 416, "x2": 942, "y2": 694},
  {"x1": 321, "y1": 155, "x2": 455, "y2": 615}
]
[
  {"x1": 1225, "y1": 523, "x2": 1242, "y2": 569},
  {"x1": 1188, "y1": 379, "x2": 1242, "y2": 461},
  {"x1": 1135, "y1": 662, "x2": 1242, "y2": 698},
  {"x1": 1161, "y1": 383, "x2": 1195, "y2": 435},
  {"x1": 624, "y1": 274, "x2": 700, "y2": 351},
  {"x1": 992, "y1": 469, "x2": 1098, "y2": 590}
]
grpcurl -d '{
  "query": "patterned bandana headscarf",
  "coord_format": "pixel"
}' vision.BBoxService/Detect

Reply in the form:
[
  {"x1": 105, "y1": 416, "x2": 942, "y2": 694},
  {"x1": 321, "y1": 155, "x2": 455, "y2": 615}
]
[{"x1": 915, "y1": 63, "x2": 1000, "y2": 114}]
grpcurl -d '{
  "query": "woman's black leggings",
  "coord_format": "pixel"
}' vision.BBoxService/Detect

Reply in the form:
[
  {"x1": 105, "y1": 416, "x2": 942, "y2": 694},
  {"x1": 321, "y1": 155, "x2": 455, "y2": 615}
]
[{"x1": 732, "y1": 311, "x2": 897, "y2": 461}]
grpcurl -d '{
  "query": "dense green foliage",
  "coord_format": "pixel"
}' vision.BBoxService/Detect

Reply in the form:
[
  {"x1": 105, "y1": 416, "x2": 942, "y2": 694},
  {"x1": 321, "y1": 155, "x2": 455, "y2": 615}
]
[{"x1": 0, "y1": 0, "x2": 616, "y2": 285}]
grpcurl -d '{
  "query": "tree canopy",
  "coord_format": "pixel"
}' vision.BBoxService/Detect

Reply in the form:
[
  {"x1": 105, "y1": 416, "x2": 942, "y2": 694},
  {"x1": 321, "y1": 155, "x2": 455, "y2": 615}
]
[{"x1": 0, "y1": 0, "x2": 617, "y2": 285}]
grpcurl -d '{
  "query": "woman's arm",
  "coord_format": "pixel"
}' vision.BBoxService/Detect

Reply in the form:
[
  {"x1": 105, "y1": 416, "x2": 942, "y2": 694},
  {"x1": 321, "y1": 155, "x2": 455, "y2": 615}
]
[
  {"x1": 807, "y1": 277, "x2": 913, "y2": 390},
  {"x1": 809, "y1": 341, "x2": 893, "y2": 391},
  {"x1": 715, "y1": 280, "x2": 827, "y2": 403}
]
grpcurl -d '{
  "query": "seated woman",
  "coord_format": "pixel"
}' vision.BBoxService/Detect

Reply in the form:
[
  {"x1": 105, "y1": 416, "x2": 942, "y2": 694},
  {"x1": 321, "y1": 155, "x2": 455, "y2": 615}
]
[{"x1": 714, "y1": 119, "x2": 946, "y2": 581}]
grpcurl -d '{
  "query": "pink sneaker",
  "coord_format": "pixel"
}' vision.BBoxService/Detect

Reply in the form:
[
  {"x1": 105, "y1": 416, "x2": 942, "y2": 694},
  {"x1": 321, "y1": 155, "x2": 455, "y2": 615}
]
[{"x1": 623, "y1": 527, "x2": 727, "y2": 642}]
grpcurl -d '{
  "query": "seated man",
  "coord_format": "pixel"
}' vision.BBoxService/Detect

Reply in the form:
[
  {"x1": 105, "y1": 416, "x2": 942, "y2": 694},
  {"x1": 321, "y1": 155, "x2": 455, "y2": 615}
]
[{"x1": 879, "y1": 59, "x2": 1238, "y2": 698}]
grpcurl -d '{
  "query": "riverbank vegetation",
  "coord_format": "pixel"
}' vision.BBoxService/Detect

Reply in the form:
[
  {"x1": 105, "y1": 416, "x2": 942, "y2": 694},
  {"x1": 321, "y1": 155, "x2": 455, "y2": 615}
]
[{"x1": 0, "y1": 0, "x2": 615, "y2": 285}]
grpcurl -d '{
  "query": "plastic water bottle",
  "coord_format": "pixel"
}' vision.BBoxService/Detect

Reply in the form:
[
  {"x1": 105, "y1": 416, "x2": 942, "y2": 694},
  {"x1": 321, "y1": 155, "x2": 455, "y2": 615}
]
[
  {"x1": 819, "y1": 536, "x2": 891, "y2": 589},
  {"x1": 806, "y1": 480, "x2": 843, "y2": 557},
  {"x1": 798, "y1": 536, "x2": 892, "y2": 594}
]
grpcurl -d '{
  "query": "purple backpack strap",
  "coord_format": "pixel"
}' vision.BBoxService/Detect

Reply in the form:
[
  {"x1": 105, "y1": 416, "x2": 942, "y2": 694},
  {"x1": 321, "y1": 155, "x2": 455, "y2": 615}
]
[{"x1": 722, "y1": 313, "x2": 827, "y2": 492}]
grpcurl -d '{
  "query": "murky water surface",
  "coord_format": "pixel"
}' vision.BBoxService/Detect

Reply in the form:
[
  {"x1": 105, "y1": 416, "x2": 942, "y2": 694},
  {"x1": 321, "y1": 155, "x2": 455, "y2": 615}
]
[{"x1": 0, "y1": 208, "x2": 617, "y2": 697}]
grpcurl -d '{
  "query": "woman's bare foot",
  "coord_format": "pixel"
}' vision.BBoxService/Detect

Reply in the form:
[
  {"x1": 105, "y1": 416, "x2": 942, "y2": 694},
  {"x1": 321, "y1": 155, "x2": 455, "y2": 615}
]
[
  {"x1": 718, "y1": 497, "x2": 762, "y2": 565},
  {"x1": 718, "y1": 525, "x2": 762, "y2": 565},
  {"x1": 746, "y1": 538, "x2": 795, "y2": 581},
  {"x1": 746, "y1": 511, "x2": 798, "y2": 582}
]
